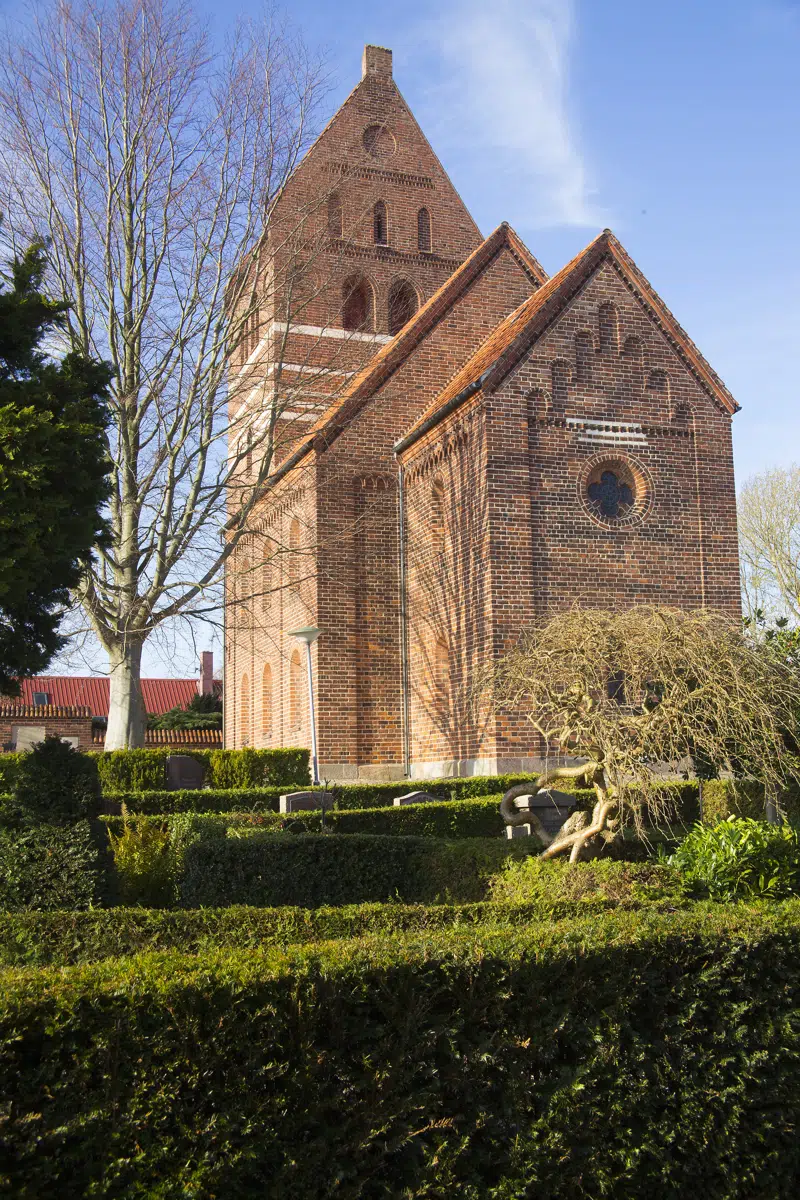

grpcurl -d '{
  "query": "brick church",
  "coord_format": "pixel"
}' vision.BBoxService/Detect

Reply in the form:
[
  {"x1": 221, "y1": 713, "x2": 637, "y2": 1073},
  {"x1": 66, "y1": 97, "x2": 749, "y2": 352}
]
[{"x1": 224, "y1": 44, "x2": 740, "y2": 780}]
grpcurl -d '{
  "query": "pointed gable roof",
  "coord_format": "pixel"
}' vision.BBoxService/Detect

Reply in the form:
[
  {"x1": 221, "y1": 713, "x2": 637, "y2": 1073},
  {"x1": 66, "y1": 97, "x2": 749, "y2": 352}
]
[
  {"x1": 395, "y1": 229, "x2": 739, "y2": 454},
  {"x1": 261, "y1": 223, "x2": 547, "y2": 490}
]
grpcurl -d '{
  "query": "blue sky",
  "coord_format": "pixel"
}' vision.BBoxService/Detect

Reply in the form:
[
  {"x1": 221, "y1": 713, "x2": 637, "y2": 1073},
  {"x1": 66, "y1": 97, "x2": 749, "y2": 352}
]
[{"x1": 203, "y1": 0, "x2": 798, "y2": 484}]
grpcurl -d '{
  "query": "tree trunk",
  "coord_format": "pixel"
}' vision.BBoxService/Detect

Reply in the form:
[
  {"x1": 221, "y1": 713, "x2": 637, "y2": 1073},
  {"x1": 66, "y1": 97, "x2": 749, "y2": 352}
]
[{"x1": 105, "y1": 640, "x2": 147, "y2": 750}]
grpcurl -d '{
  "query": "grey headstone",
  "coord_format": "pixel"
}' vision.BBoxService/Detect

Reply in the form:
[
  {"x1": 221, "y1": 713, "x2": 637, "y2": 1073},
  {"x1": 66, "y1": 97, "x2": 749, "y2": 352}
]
[
  {"x1": 512, "y1": 788, "x2": 576, "y2": 836},
  {"x1": 166, "y1": 755, "x2": 206, "y2": 791},
  {"x1": 393, "y1": 791, "x2": 441, "y2": 807},
  {"x1": 505, "y1": 823, "x2": 535, "y2": 839},
  {"x1": 279, "y1": 790, "x2": 335, "y2": 814}
]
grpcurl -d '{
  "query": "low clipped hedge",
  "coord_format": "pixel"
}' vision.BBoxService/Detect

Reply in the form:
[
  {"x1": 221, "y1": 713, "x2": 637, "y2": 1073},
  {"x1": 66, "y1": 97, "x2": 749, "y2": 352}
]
[
  {"x1": 93, "y1": 746, "x2": 310, "y2": 793},
  {"x1": 702, "y1": 778, "x2": 800, "y2": 825},
  {"x1": 0, "y1": 822, "x2": 110, "y2": 911},
  {"x1": 181, "y1": 834, "x2": 538, "y2": 907},
  {"x1": 3, "y1": 905, "x2": 800, "y2": 1197},
  {"x1": 489, "y1": 855, "x2": 689, "y2": 905},
  {"x1": 0, "y1": 899, "x2": 625, "y2": 967}
]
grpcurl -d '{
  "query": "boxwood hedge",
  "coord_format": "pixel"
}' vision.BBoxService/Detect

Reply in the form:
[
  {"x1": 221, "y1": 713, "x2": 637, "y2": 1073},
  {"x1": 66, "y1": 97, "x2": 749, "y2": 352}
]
[{"x1": 2, "y1": 905, "x2": 800, "y2": 1198}]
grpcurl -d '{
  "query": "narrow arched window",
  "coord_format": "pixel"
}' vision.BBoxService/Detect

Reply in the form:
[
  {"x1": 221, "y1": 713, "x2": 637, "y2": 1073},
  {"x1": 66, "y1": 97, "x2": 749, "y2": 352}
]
[
  {"x1": 373, "y1": 200, "x2": 387, "y2": 245},
  {"x1": 388, "y1": 279, "x2": 418, "y2": 337},
  {"x1": 575, "y1": 331, "x2": 593, "y2": 385},
  {"x1": 261, "y1": 663, "x2": 273, "y2": 740},
  {"x1": 431, "y1": 476, "x2": 445, "y2": 552},
  {"x1": 240, "y1": 674, "x2": 251, "y2": 746},
  {"x1": 342, "y1": 275, "x2": 374, "y2": 332},
  {"x1": 417, "y1": 207, "x2": 432, "y2": 252},
  {"x1": 288, "y1": 518, "x2": 301, "y2": 591},
  {"x1": 327, "y1": 192, "x2": 342, "y2": 238},
  {"x1": 598, "y1": 302, "x2": 619, "y2": 353},
  {"x1": 647, "y1": 369, "x2": 671, "y2": 402},
  {"x1": 623, "y1": 336, "x2": 644, "y2": 389},
  {"x1": 240, "y1": 554, "x2": 251, "y2": 627},
  {"x1": 261, "y1": 553, "x2": 272, "y2": 614},
  {"x1": 551, "y1": 359, "x2": 570, "y2": 412},
  {"x1": 289, "y1": 649, "x2": 302, "y2": 730}
]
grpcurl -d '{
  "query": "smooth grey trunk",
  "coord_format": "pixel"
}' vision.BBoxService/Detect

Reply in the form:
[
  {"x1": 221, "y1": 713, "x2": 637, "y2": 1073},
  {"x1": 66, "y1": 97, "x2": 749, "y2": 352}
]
[{"x1": 105, "y1": 641, "x2": 147, "y2": 750}]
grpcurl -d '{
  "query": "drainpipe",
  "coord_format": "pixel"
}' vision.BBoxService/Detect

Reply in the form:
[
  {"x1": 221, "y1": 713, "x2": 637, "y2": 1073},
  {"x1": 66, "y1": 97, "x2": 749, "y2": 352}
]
[{"x1": 397, "y1": 463, "x2": 411, "y2": 777}]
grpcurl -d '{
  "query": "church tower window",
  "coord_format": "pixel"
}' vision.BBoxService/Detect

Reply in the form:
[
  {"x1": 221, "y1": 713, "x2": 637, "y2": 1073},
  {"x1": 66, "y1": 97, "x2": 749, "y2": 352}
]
[
  {"x1": 373, "y1": 200, "x2": 388, "y2": 245},
  {"x1": 388, "y1": 279, "x2": 418, "y2": 336},
  {"x1": 598, "y1": 302, "x2": 619, "y2": 353},
  {"x1": 575, "y1": 331, "x2": 593, "y2": 385},
  {"x1": 240, "y1": 673, "x2": 251, "y2": 746},
  {"x1": 261, "y1": 663, "x2": 273, "y2": 740},
  {"x1": 342, "y1": 275, "x2": 374, "y2": 331},
  {"x1": 289, "y1": 650, "x2": 302, "y2": 730},
  {"x1": 417, "y1": 207, "x2": 432, "y2": 252},
  {"x1": 431, "y1": 476, "x2": 445, "y2": 551}
]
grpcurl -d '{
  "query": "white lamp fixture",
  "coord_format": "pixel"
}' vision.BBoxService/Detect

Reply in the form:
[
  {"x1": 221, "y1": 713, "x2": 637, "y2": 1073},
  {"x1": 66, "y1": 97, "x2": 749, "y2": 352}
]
[{"x1": 287, "y1": 625, "x2": 321, "y2": 784}]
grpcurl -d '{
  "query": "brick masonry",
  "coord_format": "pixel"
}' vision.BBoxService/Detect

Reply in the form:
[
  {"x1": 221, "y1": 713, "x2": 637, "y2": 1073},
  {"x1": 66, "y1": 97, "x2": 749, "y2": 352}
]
[
  {"x1": 0, "y1": 706, "x2": 94, "y2": 752},
  {"x1": 224, "y1": 46, "x2": 741, "y2": 781}
]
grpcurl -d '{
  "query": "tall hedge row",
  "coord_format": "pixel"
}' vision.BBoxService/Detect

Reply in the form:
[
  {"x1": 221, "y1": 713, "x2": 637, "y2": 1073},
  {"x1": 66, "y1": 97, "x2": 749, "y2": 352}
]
[
  {"x1": 94, "y1": 746, "x2": 310, "y2": 791},
  {"x1": 2, "y1": 905, "x2": 800, "y2": 1197}
]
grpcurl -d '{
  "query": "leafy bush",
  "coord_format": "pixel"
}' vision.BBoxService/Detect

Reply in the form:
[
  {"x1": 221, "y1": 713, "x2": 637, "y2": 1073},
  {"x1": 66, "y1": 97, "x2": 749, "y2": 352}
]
[
  {"x1": 0, "y1": 821, "x2": 108, "y2": 910},
  {"x1": 3, "y1": 906, "x2": 800, "y2": 1197},
  {"x1": 102, "y1": 785, "x2": 291, "y2": 815},
  {"x1": 12, "y1": 736, "x2": 101, "y2": 825},
  {"x1": 672, "y1": 816, "x2": 800, "y2": 900},
  {"x1": 107, "y1": 815, "x2": 173, "y2": 907},
  {"x1": 93, "y1": 746, "x2": 310, "y2": 793},
  {"x1": 0, "y1": 752, "x2": 23, "y2": 793},
  {"x1": 489, "y1": 856, "x2": 689, "y2": 905},
  {"x1": 702, "y1": 778, "x2": 800, "y2": 825},
  {"x1": 0, "y1": 899, "x2": 615, "y2": 967},
  {"x1": 180, "y1": 834, "x2": 537, "y2": 908}
]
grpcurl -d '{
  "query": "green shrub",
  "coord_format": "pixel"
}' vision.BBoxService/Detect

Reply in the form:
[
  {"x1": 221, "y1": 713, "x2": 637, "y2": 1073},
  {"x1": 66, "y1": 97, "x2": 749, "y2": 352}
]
[
  {"x1": 102, "y1": 786, "x2": 290, "y2": 815},
  {"x1": 3, "y1": 905, "x2": 800, "y2": 1197},
  {"x1": 180, "y1": 834, "x2": 538, "y2": 907},
  {"x1": 701, "y1": 778, "x2": 800, "y2": 825},
  {"x1": 12, "y1": 737, "x2": 101, "y2": 825},
  {"x1": 489, "y1": 856, "x2": 689, "y2": 905},
  {"x1": 107, "y1": 815, "x2": 173, "y2": 907},
  {"x1": 672, "y1": 817, "x2": 800, "y2": 900},
  {"x1": 0, "y1": 822, "x2": 109, "y2": 910},
  {"x1": 93, "y1": 746, "x2": 310, "y2": 793},
  {"x1": 0, "y1": 752, "x2": 23, "y2": 793},
  {"x1": 0, "y1": 900, "x2": 616, "y2": 967}
]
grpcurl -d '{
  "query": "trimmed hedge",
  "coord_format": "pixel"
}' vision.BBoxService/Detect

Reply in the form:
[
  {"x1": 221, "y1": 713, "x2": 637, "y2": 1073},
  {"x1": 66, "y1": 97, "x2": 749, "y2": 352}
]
[
  {"x1": 181, "y1": 834, "x2": 539, "y2": 907},
  {"x1": 0, "y1": 899, "x2": 627, "y2": 967},
  {"x1": 0, "y1": 822, "x2": 110, "y2": 910},
  {"x1": 93, "y1": 746, "x2": 310, "y2": 792},
  {"x1": 702, "y1": 778, "x2": 800, "y2": 825},
  {"x1": 489, "y1": 855, "x2": 689, "y2": 904},
  {"x1": 3, "y1": 905, "x2": 800, "y2": 1197}
]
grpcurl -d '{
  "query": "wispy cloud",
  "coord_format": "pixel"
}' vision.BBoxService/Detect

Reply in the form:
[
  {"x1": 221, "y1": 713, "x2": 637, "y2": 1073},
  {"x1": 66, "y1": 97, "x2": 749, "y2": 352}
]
[{"x1": 413, "y1": 0, "x2": 604, "y2": 229}]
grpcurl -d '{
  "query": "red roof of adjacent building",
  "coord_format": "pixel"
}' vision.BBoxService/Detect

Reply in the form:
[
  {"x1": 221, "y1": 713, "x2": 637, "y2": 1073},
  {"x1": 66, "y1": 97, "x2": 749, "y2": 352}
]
[{"x1": 12, "y1": 676, "x2": 222, "y2": 718}]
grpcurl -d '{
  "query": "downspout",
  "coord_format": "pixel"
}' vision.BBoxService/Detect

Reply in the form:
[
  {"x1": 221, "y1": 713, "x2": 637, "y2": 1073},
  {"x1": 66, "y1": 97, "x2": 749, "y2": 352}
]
[{"x1": 397, "y1": 463, "x2": 411, "y2": 777}]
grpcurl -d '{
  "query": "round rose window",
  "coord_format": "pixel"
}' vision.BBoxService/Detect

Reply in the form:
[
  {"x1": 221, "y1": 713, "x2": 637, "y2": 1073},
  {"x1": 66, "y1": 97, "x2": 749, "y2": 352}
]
[
  {"x1": 579, "y1": 454, "x2": 653, "y2": 529},
  {"x1": 362, "y1": 123, "x2": 396, "y2": 160}
]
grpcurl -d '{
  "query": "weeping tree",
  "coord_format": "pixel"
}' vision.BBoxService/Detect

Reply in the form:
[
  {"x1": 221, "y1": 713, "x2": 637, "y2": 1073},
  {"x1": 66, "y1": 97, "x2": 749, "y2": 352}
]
[
  {"x1": 0, "y1": 0, "x2": 361, "y2": 747},
  {"x1": 490, "y1": 606, "x2": 800, "y2": 862}
]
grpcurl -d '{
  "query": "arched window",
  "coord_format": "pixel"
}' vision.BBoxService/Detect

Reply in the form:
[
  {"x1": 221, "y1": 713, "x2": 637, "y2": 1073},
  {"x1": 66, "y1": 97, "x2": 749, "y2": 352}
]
[
  {"x1": 240, "y1": 673, "x2": 251, "y2": 746},
  {"x1": 388, "y1": 279, "x2": 418, "y2": 337},
  {"x1": 342, "y1": 275, "x2": 374, "y2": 332},
  {"x1": 551, "y1": 359, "x2": 570, "y2": 412},
  {"x1": 240, "y1": 553, "x2": 251, "y2": 627},
  {"x1": 261, "y1": 541, "x2": 273, "y2": 614},
  {"x1": 431, "y1": 476, "x2": 445, "y2": 552},
  {"x1": 327, "y1": 192, "x2": 342, "y2": 239},
  {"x1": 373, "y1": 200, "x2": 387, "y2": 245},
  {"x1": 623, "y1": 336, "x2": 644, "y2": 388},
  {"x1": 598, "y1": 302, "x2": 620, "y2": 353},
  {"x1": 434, "y1": 637, "x2": 450, "y2": 716},
  {"x1": 417, "y1": 207, "x2": 432, "y2": 252},
  {"x1": 261, "y1": 663, "x2": 273, "y2": 740},
  {"x1": 647, "y1": 369, "x2": 671, "y2": 402},
  {"x1": 288, "y1": 518, "x2": 301, "y2": 591},
  {"x1": 575, "y1": 331, "x2": 593, "y2": 385},
  {"x1": 289, "y1": 649, "x2": 302, "y2": 730}
]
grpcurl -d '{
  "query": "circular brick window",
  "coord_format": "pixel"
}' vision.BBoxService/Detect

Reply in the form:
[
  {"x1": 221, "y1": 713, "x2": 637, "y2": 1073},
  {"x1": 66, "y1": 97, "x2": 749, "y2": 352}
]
[
  {"x1": 362, "y1": 123, "x2": 396, "y2": 160},
  {"x1": 578, "y1": 454, "x2": 653, "y2": 529}
]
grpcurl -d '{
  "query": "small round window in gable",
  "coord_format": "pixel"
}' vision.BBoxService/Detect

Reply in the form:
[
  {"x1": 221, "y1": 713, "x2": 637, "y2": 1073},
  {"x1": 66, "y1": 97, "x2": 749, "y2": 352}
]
[{"x1": 362, "y1": 123, "x2": 396, "y2": 160}]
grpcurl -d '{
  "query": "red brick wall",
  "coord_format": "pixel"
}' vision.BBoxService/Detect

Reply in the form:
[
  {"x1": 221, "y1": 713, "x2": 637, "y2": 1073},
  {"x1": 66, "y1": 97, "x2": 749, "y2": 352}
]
[{"x1": 0, "y1": 707, "x2": 94, "y2": 752}]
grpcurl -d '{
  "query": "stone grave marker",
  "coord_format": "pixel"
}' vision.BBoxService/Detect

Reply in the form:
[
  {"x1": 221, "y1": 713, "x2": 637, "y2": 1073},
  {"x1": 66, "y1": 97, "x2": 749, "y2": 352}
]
[
  {"x1": 279, "y1": 791, "x2": 335, "y2": 814},
  {"x1": 393, "y1": 791, "x2": 441, "y2": 806},
  {"x1": 166, "y1": 755, "x2": 206, "y2": 791}
]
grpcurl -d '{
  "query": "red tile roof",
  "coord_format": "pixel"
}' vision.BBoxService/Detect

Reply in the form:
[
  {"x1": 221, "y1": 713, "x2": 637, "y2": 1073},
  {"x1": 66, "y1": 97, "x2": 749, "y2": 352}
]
[
  {"x1": 92, "y1": 727, "x2": 223, "y2": 747},
  {"x1": 11, "y1": 677, "x2": 221, "y2": 718},
  {"x1": 397, "y1": 228, "x2": 739, "y2": 452}
]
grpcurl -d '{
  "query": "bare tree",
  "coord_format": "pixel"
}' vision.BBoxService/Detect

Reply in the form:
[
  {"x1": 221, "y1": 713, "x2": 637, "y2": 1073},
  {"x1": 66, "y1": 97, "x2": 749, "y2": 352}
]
[
  {"x1": 488, "y1": 606, "x2": 800, "y2": 862},
  {"x1": 0, "y1": 0, "x2": 379, "y2": 746},
  {"x1": 738, "y1": 465, "x2": 800, "y2": 623}
]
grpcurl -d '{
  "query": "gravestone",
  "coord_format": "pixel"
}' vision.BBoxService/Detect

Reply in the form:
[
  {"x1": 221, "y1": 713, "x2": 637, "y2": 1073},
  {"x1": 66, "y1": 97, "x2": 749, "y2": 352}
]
[
  {"x1": 393, "y1": 791, "x2": 441, "y2": 807},
  {"x1": 504, "y1": 787, "x2": 576, "y2": 840},
  {"x1": 165, "y1": 755, "x2": 206, "y2": 791},
  {"x1": 279, "y1": 790, "x2": 335, "y2": 814}
]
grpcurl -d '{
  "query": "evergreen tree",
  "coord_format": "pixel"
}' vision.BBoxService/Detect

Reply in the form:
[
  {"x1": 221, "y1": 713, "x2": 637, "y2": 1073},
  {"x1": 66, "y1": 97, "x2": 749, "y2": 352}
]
[{"x1": 0, "y1": 242, "x2": 111, "y2": 691}]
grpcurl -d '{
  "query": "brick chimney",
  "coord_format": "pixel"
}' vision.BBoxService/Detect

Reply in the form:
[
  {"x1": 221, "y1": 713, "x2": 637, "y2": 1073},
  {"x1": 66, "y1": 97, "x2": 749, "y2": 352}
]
[
  {"x1": 362, "y1": 45, "x2": 392, "y2": 81},
  {"x1": 199, "y1": 651, "x2": 214, "y2": 696}
]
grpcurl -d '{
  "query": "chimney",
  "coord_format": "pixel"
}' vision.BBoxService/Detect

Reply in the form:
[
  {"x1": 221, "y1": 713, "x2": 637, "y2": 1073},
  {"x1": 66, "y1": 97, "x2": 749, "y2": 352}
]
[
  {"x1": 362, "y1": 45, "x2": 392, "y2": 81},
  {"x1": 200, "y1": 651, "x2": 214, "y2": 696}
]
